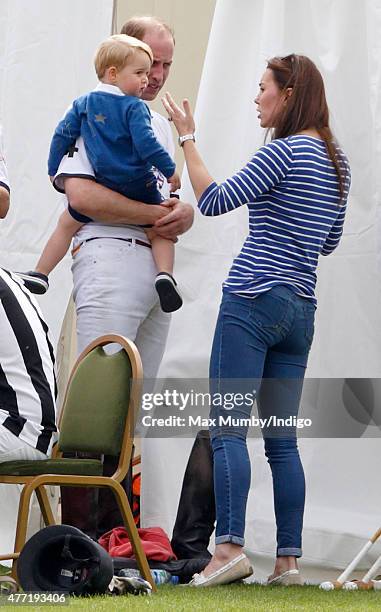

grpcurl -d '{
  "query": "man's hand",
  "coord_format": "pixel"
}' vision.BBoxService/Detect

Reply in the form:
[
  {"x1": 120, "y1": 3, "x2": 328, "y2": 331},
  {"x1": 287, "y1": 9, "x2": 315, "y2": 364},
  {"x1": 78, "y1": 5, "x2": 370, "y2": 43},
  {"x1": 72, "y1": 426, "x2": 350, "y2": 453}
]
[
  {"x1": 154, "y1": 199, "x2": 194, "y2": 240},
  {"x1": 62, "y1": 178, "x2": 193, "y2": 238}
]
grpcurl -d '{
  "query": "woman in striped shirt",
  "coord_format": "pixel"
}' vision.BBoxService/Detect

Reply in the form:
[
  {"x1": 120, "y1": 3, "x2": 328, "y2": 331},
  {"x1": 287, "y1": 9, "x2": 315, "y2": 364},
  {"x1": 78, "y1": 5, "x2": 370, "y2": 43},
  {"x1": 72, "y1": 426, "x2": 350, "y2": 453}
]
[{"x1": 163, "y1": 54, "x2": 350, "y2": 587}]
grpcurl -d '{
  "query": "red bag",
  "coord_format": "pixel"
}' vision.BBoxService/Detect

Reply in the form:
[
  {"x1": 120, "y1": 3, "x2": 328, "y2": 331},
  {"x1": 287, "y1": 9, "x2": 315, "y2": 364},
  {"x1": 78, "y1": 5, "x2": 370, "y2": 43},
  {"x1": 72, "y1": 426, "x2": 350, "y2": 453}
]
[
  {"x1": 132, "y1": 473, "x2": 140, "y2": 526},
  {"x1": 98, "y1": 526, "x2": 177, "y2": 562}
]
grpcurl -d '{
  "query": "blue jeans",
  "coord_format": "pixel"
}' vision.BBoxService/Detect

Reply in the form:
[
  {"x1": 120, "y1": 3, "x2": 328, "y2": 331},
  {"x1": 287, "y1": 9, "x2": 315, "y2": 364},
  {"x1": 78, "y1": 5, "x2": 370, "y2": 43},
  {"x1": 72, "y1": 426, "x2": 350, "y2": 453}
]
[{"x1": 209, "y1": 285, "x2": 315, "y2": 557}]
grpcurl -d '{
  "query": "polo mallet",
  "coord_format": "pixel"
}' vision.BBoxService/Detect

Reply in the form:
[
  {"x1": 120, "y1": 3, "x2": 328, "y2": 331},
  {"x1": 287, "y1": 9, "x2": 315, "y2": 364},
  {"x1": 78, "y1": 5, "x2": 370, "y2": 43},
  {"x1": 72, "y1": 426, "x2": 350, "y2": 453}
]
[
  {"x1": 342, "y1": 552, "x2": 381, "y2": 590},
  {"x1": 319, "y1": 526, "x2": 381, "y2": 591}
]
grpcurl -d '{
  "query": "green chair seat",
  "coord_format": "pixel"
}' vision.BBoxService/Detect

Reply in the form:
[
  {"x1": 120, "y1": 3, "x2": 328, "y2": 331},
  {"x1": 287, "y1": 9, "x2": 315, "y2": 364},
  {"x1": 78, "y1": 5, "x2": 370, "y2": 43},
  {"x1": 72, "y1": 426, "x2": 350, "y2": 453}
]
[{"x1": 0, "y1": 458, "x2": 103, "y2": 477}]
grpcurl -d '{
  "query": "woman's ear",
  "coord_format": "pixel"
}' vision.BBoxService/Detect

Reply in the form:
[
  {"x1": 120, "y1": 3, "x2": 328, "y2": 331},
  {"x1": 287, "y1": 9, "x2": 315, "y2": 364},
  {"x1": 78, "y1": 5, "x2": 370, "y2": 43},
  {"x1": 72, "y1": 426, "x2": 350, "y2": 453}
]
[{"x1": 282, "y1": 87, "x2": 293, "y2": 105}]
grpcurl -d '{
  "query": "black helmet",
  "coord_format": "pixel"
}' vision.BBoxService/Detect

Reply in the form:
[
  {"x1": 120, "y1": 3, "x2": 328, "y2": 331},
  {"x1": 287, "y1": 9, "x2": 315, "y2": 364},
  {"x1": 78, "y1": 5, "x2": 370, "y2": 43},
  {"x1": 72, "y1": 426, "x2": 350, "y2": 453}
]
[{"x1": 18, "y1": 525, "x2": 113, "y2": 595}]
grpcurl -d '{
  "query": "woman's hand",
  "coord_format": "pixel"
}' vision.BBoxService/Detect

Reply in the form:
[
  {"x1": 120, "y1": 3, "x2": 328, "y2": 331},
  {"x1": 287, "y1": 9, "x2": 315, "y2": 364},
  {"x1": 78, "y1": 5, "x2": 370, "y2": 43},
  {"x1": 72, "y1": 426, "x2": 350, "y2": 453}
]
[
  {"x1": 163, "y1": 93, "x2": 213, "y2": 201},
  {"x1": 162, "y1": 92, "x2": 195, "y2": 137}
]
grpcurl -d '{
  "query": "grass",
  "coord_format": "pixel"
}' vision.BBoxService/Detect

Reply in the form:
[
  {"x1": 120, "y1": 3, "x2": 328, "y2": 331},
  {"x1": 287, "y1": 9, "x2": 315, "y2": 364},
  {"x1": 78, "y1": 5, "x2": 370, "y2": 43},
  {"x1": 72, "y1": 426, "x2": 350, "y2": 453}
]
[{"x1": 4, "y1": 583, "x2": 380, "y2": 611}]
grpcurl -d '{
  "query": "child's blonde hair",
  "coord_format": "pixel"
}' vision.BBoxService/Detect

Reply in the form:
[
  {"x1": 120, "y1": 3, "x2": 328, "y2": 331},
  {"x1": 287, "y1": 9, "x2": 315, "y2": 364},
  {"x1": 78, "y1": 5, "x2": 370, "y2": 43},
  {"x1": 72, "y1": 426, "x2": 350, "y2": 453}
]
[{"x1": 94, "y1": 34, "x2": 153, "y2": 79}]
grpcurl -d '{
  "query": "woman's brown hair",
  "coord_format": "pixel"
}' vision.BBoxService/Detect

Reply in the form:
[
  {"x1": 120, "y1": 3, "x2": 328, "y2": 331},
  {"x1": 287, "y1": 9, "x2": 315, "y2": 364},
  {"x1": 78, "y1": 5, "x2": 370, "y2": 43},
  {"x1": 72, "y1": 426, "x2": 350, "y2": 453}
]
[{"x1": 267, "y1": 54, "x2": 346, "y2": 199}]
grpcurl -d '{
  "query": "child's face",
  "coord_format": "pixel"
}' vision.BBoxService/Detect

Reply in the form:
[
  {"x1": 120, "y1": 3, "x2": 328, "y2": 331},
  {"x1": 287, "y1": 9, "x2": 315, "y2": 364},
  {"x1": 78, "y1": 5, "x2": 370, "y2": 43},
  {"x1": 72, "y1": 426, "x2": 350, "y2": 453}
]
[{"x1": 114, "y1": 50, "x2": 151, "y2": 97}]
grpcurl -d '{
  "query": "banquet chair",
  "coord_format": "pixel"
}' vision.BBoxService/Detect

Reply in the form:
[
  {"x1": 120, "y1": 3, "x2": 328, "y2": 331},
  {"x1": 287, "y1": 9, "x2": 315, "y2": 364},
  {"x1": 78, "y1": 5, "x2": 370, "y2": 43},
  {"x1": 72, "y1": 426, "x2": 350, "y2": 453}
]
[{"x1": 0, "y1": 334, "x2": 155, "y2": 590}]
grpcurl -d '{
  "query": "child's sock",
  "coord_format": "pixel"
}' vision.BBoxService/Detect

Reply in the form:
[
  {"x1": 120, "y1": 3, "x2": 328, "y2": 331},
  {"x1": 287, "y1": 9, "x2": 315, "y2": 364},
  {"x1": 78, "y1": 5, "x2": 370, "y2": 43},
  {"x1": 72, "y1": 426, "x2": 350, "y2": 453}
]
[
  {"x1": 155, "y1": 272, "x2": 182, "y2": 313},
  {"x1": 16, "y1": 271, "x2": 49, "y2": 295}
]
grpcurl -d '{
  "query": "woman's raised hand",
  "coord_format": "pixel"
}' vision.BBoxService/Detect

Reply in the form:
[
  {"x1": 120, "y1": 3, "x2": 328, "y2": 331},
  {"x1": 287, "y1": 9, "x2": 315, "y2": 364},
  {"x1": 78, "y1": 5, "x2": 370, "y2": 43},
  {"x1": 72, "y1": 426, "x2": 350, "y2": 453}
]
[{"x1": 162, "y1": 92, "x2": 195, "y2": 137}]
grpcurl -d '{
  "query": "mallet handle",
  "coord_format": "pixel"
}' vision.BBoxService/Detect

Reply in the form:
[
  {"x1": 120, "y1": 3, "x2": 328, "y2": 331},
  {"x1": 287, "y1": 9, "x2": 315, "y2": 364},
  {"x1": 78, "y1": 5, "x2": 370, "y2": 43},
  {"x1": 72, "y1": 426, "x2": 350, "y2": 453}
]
[
  {"x1": 370, "y1": 528, "x2": 381, "y2": 543},
  {"x1": 362, "y1": 554, "x2": 381, "y2": 583},
  {"x1": 337, "y1": 541, "x2": 373, "y2": 583},
  {"x1": 337, "y1": 527, "x2": 381, "y2": 584}
]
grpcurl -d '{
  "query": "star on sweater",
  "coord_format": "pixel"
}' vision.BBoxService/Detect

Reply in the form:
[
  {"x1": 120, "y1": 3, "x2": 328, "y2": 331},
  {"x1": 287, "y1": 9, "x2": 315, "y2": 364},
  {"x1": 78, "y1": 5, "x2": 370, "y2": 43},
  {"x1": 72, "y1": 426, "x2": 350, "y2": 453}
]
[{"x1": 94, "y1": 113, "x2": 106, "y2": 124}]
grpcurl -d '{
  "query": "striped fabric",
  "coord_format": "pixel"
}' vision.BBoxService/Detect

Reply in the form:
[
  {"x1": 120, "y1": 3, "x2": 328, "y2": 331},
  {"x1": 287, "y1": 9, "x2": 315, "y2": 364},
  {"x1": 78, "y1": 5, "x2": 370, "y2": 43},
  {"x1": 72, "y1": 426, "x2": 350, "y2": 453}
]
[
  {"x1": 0, "y1": 269, "x2": 57, "y2": 454},
  {"x1": 198, "y1": 135, "x2": 350, "y2": 304}
]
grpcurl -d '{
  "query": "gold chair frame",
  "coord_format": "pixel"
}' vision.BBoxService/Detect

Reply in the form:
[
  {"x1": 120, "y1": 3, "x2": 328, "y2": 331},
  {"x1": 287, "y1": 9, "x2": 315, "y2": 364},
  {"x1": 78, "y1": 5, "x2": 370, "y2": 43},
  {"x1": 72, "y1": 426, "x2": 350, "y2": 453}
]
[{"x1": 0, "y1": 334, "x2": 156, "y2": 591}]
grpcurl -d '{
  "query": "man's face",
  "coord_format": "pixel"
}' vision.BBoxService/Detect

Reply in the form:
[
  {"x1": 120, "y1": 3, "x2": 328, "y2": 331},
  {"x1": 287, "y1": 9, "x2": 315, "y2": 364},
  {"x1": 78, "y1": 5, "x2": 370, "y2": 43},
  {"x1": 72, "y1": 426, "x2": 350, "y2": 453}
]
[{"x1": 141, "y1": 29, "x2": 174, "y2": 101}]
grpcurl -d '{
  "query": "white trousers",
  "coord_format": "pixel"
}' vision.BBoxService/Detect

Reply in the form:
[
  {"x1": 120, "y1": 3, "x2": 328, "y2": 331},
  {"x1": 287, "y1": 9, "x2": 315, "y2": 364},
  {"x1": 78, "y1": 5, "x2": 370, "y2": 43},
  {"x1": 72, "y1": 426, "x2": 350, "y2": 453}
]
[
  {"x1": 71, "y1": 237, "x2": 171, "y2": 377},
  {"x1": 0, "y1": 427, "x2": 49, "y2": 562}
]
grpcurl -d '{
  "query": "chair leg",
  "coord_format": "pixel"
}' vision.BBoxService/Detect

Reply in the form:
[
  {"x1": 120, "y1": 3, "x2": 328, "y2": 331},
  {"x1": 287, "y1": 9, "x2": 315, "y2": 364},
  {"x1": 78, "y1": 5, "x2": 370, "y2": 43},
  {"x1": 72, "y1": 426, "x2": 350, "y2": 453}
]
[
  {"x1": 108, "y1": 480, "x2": 156, "y2": 592},
  {"x1": 11, "y1": 481, "x2": 36, "y2": 581},
  {"x1": 35, "y1": 486, "x2": 56, "y2": 526}
]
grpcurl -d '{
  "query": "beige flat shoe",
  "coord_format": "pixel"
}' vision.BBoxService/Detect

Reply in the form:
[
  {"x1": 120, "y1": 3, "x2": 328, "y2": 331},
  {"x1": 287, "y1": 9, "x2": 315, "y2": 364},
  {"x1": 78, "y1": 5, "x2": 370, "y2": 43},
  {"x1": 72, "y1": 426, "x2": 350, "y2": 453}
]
[
  {"x1": 188, "y1": 553, "x2": 253, "y2": 587},
  {"x1": 267, "y1": 569, "x2": 304, "y2": 586}
]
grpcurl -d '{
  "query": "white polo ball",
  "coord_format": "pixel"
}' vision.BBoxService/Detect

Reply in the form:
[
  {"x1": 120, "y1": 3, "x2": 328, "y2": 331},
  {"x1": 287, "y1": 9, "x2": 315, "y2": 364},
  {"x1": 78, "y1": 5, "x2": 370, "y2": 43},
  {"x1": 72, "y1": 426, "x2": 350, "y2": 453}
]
[
  {"x1": 319, "y1": 581, "x2": 334, "y2": 591},
  {"x1": 343, "y1": 581, "x2": 358, "y2": 590}
]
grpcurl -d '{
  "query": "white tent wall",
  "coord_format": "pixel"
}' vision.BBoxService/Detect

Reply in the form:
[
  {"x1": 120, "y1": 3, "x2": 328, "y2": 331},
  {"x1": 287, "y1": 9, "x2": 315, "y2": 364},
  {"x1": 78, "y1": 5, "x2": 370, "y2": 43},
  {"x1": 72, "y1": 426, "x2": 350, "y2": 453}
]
[
  {"x1": 0, "y1": 0, "x2": 114, "y2": 343},
  {"x1": 142, "y1": 0, "x2": 381, "y2": 581},
  {"x1": 0, "y1": 0, "x2": 113, "y2": 553}
]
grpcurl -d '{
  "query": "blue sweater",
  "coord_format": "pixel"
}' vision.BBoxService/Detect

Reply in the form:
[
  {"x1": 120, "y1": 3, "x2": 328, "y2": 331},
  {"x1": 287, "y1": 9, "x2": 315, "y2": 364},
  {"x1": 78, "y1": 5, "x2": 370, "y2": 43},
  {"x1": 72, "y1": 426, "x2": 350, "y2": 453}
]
[
  {"x1": 48, "y1": 84, "x2": 175, "y2": 186},
  {"x1": 198, "y1": 135, "x2": 350, "y2": 304}
]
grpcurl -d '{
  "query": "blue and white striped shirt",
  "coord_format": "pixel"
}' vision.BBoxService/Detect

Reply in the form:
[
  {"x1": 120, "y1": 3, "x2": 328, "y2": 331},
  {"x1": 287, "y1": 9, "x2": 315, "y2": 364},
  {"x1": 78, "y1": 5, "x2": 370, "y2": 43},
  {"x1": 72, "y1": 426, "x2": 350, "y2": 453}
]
[{"x1": 198, "y1": 135, "x2": 350, "y2": 304}]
